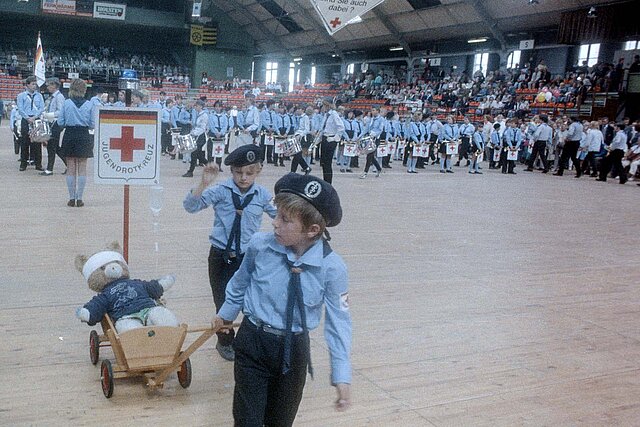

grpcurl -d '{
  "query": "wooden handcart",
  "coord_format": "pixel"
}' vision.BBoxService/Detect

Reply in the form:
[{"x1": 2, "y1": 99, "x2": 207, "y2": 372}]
[{"x1": 88, "y1": 314, "x2": 233, "y2": 398}]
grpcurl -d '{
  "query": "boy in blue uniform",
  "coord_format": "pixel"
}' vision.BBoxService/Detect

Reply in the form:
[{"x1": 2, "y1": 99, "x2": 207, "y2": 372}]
[
  {"x1": 213, "y1": 173, "x2": 352, "y2": 426},
  {"x1": 183, "y1": 144, "x2": 277, "y2": 361}
]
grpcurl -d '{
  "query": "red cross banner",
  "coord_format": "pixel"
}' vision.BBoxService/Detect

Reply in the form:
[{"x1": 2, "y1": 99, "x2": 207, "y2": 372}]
[
  {"x1": 95, "y1": 108, "x2": 161, "y2": 185},
  {"x1": 310, "y1": 0, "x2": 386, "y2": 35},
  {"x1": 213, "y1": 142, "x2": 225, "y2": 159}
]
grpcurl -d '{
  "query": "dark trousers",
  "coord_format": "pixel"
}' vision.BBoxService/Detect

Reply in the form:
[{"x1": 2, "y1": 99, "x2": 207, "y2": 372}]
[
  {"x1": 161, "y1": 123, "x2": 171, "y2": 154},
  {"x1": 290, "y1": 152, "x2": 309, "y2": 173},
  {"x1": 382, "y1": 154, "x2": 391, "y2": 167},
  {"x1": 402, "y1": 144, "x2": 411, "y2": 166},
  {"x1": 557, "y1": 140, "x2": 581, "y2": 176},
  {"x1": 188, "y1": 135, "x2": 208, "y2": 173},
  {"x1": 599, "y1": 149, "x2": 626, "y2": 182},
  {"x1": 500, "y1": 149, "x2": 515, "y2": 173},
  {"x1": 581, "y1": 151, "x2": 598, "y2": 175},
  {"x1": 208, "y1": 246, "x2": 242, "y2": 346},
  {"x1": 320, "y1": 137, "x2": 337, "y2": 183},
  {"x1": 364, "y1": 151, "x2": 381, "y2": 173},
  {"x1": 233, "y1": 318, "x2": 308, "y2": 427},
  {"x1": 20, "y1": 119, "x2": 42, "y2": 168},
  {"x1": 528, "y1": 140, "x2": 549, "y2": 171},
  {"x1": 261, "y1": 134, "x2": 275, "y2": 163},
  {"x1": 45, "y1": 123, "x2": 65, "y2": 171}
]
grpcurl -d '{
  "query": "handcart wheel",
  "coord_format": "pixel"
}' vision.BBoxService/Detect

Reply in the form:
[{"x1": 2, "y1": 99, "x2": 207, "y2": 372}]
[
  {"x1": 177, "y1": 355, "x2": 192, "y2": 389},
  {"x1": 89, "y1": 330, "x2": 100, "y2": 365},
  {"x1": 101, "y1": 360, "x2": 114, "y2": 398}
]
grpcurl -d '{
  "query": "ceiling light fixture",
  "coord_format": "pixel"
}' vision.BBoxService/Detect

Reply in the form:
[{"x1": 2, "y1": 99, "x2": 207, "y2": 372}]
[
  {"x1": 293, "y1": 57, "x2": 302, "y2": 62},
  {"x1": 468, "y1": 37, "x2": 488, "y2": 44},
  {"x1": 389, "y1": 47, "x2": 404, "y2": 51}
]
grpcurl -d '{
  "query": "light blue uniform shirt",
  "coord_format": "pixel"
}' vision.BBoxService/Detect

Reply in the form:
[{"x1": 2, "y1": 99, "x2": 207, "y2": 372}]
[
  {"x1": 440, "y1": 123, "x2": 459, "y2": 141},
  {"x1": 274, "y1": 113, "x2": 290, "y2": 136},
  {"x1": 47, "y1": 90, "x2": 65, "y2": 119},
  {"x1": 161, "y1": 107, "x2": 172, "y2": 125},
  {"x1": 311, "y1": 113, "x2": 323, "y2": 132},
  {"x1": 261, "y1": 109, "x2": 275, "y2": 132},
  {"x1": 218, "y1": 232, "x2": 352, "y2": 384},
  {"x1": 10, "y1": 107, "x2": 21, "y2": 128},
  {"x1": 58, "y1": 98, "x2": 95, "y2": 128},
  {"x1": 472, "y1": 131, "x2": 484, "y2": 150},
  {"x1": 17, "y1": 90, "x2": 45, "y2": 118},
  {"x1": 566, "y1": 121, "x2": 584, "y2": 141},
  {"x1": 183, "y1": 179, "x2": 277, "y2": 253},
  {"x1": 459, "y1": 123, "x2": 475, "y2": 138},
  {"x1": 368, "y1": 116, "x2": 385, "y2": 138},
  {"x1": 430, "y1": 120, "x2": 443, "y2": 141},
  {"x1": 244, "y1": 106, "x2": 260, "y2": 132},
  {"x1": 409, "y1": 121, "x2": 423, "y2": 143},
  {"x1": 610, "y1": 130, "x2": 628, "y2": 151},
  {"x1": 208, "y1": 112, "x2": 229, "y2": 136},
  {"x1": 177, "y1": 106, "x2": 191, "y2": 127},
  {"x1": 503, "y1": 127, "x2": 522, "y2": 148},
  {"x1": 321, "y1": 110, "x2": 345, "y2": 137},
  {"x1": 533, "y1": 123, "x2": 553, "y2": 144}
]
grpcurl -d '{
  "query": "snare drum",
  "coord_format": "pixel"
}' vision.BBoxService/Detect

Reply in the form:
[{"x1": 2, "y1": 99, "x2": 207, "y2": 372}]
[
  {"x1": 283, "y1": 135, "x2": 302, "y2": 156},
  {"x1": 175, "y1": 134, "x2": 197, "y2": 153},
  {"x1": 357, "y1": 136, "x2": 377, "y2": 154},
  {"x1": 29, "y1": 119, "x2": 51, "y2": 143}
]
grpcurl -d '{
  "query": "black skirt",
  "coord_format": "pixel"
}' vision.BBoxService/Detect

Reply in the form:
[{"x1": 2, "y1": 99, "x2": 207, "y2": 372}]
[{"x1": 60, "y1": 126, "x2": 93, "y2": 158}]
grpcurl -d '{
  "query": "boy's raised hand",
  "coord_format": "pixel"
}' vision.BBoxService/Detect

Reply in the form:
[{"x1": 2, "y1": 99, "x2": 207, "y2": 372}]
[{"x1": 201, "y1": 163, "x2": 219, "y2": 186}]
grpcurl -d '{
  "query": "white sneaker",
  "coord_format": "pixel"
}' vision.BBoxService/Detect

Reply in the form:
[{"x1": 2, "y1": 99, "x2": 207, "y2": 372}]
[{"x1": 359, "y1": 173, "x2": 367, "y2": 179}]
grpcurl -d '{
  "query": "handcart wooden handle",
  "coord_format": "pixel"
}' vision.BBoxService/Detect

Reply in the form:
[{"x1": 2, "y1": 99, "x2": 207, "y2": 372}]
[{"x1": 148, "y1": 322, "x2": 240, "y2": 387}]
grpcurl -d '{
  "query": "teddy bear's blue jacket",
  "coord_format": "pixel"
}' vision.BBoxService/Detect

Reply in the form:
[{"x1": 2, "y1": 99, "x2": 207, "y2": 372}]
[{"x1": 83, "y1": 278, "x2": 164, "y2": 325}]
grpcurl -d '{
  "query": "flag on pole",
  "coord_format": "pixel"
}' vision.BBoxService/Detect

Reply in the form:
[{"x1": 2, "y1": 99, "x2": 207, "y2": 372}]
[{"x1": 34, "y1": 32, "x2": 46, "y2": 87}]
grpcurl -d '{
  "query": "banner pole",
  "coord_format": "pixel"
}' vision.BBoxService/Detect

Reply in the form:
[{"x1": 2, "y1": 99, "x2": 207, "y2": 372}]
[{"x1": 123, "y1": 184, "x2": 130, "y2": 263}]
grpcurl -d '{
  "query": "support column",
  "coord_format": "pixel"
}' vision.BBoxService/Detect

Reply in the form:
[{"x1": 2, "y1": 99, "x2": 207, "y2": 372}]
[{"x1": 406, "y1": 57, "x2": 416, "y2": 84}]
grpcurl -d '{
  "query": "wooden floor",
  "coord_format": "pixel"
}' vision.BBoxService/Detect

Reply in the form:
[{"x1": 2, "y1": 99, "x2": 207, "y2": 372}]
[{"x1": 1, "y1": 123, "x2": 639, "y2": 426}]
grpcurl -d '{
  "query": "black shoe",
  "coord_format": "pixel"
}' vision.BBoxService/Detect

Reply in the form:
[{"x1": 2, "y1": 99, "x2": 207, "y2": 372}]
[
  {"x1": 590, "y1": 173, "x2": 598, "y2": 177},
  {"x1": 541, "y1": 169, "x2": 549, "y2": 174},
  {"x1": 553, "y1": 172, "x2": 562, "y2": 176},
  {"x1": 182, "y1": 171, "x2": 193, "y2": 177},
  {"x1": 574, "y1": 175, "x2": 581, "y2": 178},
  {"x1": 19, "y1": 165, "x2": 27, "y2": 171},
  {"x1": 76, "y1": 200, "x2": 84, "y2": 207},
  {"x1": 216, "y1": 343, "x2": 235, "y2": 361},
  {"x1": 346, "y1": 169, "x2": 353, "y2": 173},
  {"x1": 40, "y1": 170, "x2": 53, "y2": 176},
  {"x1": 440, "y1": 170, "x2": 445, "y2": 173},
  {"x1": 446, "y1": 169, "x2": 454, "y2": 173},
  {"x1": 67, "y1": 199, "x2": 76, "y2": 207},
  {"x1": 304, "y1": 168, "x2": 311, "y2": 175},
  {"x1": 35, "y1": 166, "x2": 44, "y2": 171},
  {"x1": 595, "y1": 178, "x2": 606, "y2": 182},
  {"x1": 455, "y1": 162, "x2": 460, "y2": 167},
  {"x1": 524, "y1": 168, "x2": 533, "y2": 172},
  {"x1": 475, "y1": 171, "x2": 483, "y2": 174}
]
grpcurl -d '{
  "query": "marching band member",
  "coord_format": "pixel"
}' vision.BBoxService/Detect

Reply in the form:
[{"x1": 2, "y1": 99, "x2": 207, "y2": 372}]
[
  {"x1": 456, "y1": 116, "x2": 474, "y2": 167},
  {"x1": 469, "y1": 125, "x2": 485, "y2": 174},
  {"x1": 360, "y1": 111, "x2": 386, "y2": 179},
  {"x1": 554, "y1": 116, "x2": 583, "y2": 177},
  {"x1": 208, "y1": 100, "x2": 229, "y2": 171},
  {"x1": 273, "y1": 103, "x2": 290, "y2": 167},
  {"x1": 428, "y1": 114, "x2": 443, "y2": 165},
  {"x1": 392, "y1": 112, "x2": 404, "y2": 162},
  {"x1": 525, "y1": 115, "x2": 551, "y2": 173},
  {"x1": 582, "y1": 121, "x2": 603, "y2": 177},
  {"x1": 338, "y1": 110, "x2": 357, "y2": 173},
  {"x1": 311, "y1": 107, "x2": 323, "y2": 165},
  {"x1": 10, "y1": 103, "x2": 21, "y2": 156},
  {"x1": 597, "y1": 123, "x2": 628, "y2": 184},
  {"x1": 182, "y1": 100, "x2": 209, "y2": 177},
  {"x1": 17, "y1": 75, "x2": 45, "y2": 171},
  {"x1": 242, "y1": 94, "x2": 261, "y2": 144},
  {"x1": 40, "y1": 77, "x2": 67, "y2": 176},
  {"x1": 261, "y1": 100, "x2": 277, "y2": 164},
  {"x1": 319, "y1": 97, "x2": 345, "y2": 184},
  {"x1": 58, "y1": 78, "x2": 95, "y2": 207},
  {"x1": 291, "y1": 106, "x2": 312, "y2": 174},
  {"x1": 439, "y1": 115, "x2": 458, "y2": 173},
  {"x1": 415, "y1": 113, "x2": 429, "y2": 169},
  {"x1": 160, "y1": 98, "x2": 174, "y2": 157},
  {"x1": 406, "y1": 111, "x2": 423, "y2": 174},
  {"x1": 381, "y1": 111, "x2": 396, "y2": 169},
  {"x1": 501, "y1": 119, "x2": 522, "y2": 174}
]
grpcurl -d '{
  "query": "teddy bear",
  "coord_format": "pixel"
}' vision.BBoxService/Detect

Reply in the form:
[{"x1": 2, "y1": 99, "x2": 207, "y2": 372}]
[{"x1": 74, "y1": 242, "x2": 179, "y2": 333}]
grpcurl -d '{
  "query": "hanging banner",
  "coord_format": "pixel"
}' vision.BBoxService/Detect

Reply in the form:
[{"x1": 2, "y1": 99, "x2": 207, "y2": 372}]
[
  {"x1": 93, "y1": 2, "x2": 126, "y2": 20},
  {"x1": 42, "y1": 0, "x2": 76, "y2": 16},
  {"x1": 190, "y1": 25, "x2": 204, "y2": 46},
  {"x1": 310, "y1": 0, "x2": 386, "y2": 35}
]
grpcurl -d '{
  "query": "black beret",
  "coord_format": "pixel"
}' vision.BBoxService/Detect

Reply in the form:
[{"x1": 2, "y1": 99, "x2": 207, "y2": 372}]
[
  {"x1": 224, "y1": 144, "x2": 263, "y2": 167},
  {"x1": 274, "y1": 173, "x2": 342, "y2": 227}
]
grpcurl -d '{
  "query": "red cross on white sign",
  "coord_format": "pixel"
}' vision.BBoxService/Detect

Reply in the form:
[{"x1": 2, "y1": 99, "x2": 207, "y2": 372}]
[{"x1": 110, "y1": 126, "x2": 145, "y2": 162}]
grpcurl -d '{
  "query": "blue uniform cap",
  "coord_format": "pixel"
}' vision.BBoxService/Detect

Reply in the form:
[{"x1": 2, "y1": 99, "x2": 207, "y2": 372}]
[
  {"x1": 224, "y1": 144, "x2": 263, "y2": 167},
  {"x1": 274, "y1": 173, "x2": 342, "y2": 227}
]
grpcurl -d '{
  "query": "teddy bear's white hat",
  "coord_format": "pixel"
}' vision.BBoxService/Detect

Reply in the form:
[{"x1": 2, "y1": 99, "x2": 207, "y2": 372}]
[{"x1": 82, "y1": 251, "x2": 126, "y2": 280}]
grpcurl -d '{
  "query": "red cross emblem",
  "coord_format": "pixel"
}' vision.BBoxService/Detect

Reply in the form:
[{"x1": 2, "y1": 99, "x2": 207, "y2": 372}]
[
  {"x1": 110, "y1": 126, "x2": 145, "y2": 162},
  {"x1": 330, "y1": 17, "x2": 341, "y2": 28},
  {"x1": 346, "y1": 145, "x2": 353, "y2": 153},
  {"x1": 214, "y1": 145, "x2": 223, "y2": 154}
]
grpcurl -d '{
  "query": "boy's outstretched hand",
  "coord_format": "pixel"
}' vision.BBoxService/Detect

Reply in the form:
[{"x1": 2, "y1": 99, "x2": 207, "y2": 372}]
[
  {"x1": 335, "y1": 383, "x2": 351, "y2": 412},
  {"x1": 211, "y1": 315, "x2": 230, "y2": 334}
]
